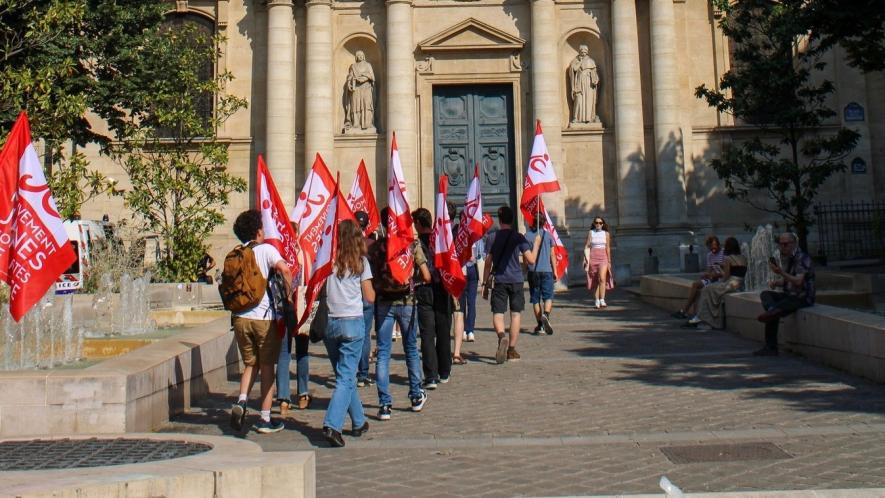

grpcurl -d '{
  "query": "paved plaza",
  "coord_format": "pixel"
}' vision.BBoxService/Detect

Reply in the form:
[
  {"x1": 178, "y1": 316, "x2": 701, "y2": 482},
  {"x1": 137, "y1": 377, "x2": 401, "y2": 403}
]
[{"x1": 162, "y1": 289, "x2": 885, "y2": 497}]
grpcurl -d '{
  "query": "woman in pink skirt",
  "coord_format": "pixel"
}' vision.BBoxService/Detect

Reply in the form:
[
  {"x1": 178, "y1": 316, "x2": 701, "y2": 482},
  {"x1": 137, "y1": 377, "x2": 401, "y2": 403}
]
[{"x1": 583, "y1": 216, "x2": 613, "y2": 308}]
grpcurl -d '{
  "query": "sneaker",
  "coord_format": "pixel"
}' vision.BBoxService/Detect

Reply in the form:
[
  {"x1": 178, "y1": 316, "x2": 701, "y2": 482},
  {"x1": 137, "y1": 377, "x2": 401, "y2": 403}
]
[
  {"x1": 462, "y1": 332, "x2": 468, "y2": 341},
  {"x1": 357, "y1": 378, "x2": 366, "y2": 387},
  {"x1": 595, "y1": 299, "x2": 601, "y2": 309},
  {"x1": 378, "y1": 405, "x2": 392, "y2": 421},
  {"x1": 532, "y1": 324, "x2": 542, "y2": 335},
  {"x1": 541, "y1": 314, "x2": 554, "y2": 335},
  {"x1": 230, "y1": 400, "x2": 247, "y2": 431},
  {"x1": 357, "y1": 377, "x2": 374, "y2": 388},
  {"x1": 323, "y1": 426, "x2": 345, "y2": 447},
  {"x1": 351, "y1": 421, "x2": 369, "y2": 437},
  {"x1": 600, "y1": 299, "x2": 607, "y2": 308},
  {"x1": 495, "y1": 334, "x2": 509, "y2": 364},
  {"x1": 255, "y1": 418, "x2": 285, "y2": 434},
  {"x1": 688, "y1": 316, "x2": 701, "y2": 325},
  {"x1": 423, "y1": 379, "x2": 438, "y2": 390},
  {"x1": 506, "y1": 347, "x2": 521, "y2": 361},
  {"x1": 466, "y1": 332, "x2": 475, "y2": 342},
  {"x1": 439, "y1": 375, "x2": 450, "y2": 384},
  {"x1": 410, "y1": 391, "x2": 428, "y2": 412}
]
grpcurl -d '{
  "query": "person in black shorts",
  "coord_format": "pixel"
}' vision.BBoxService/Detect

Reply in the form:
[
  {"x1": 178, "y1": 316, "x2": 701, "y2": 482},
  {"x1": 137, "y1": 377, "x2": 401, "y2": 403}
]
[{"x1": 481, "y1": 206, "x2": 542, "y2": 364}]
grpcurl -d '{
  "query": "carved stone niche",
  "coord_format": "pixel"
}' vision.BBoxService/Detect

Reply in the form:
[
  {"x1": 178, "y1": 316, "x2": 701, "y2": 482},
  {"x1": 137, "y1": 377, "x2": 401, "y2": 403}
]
[
  {"x1": 563, "y1": 31, "x2": 608, "y2": 130},
  {"x1": 338, "y1": 35, "x2": 382, "y2": 135},
  {"x1": 415, "y1": 17, "x2": 526, "y2": 74}
]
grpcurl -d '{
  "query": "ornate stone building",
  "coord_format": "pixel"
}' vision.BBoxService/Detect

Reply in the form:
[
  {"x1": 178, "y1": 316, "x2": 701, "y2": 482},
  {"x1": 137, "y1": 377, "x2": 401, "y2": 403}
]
[{"x1": 83, "y1": 0, "x2": 884, "y2": 279}]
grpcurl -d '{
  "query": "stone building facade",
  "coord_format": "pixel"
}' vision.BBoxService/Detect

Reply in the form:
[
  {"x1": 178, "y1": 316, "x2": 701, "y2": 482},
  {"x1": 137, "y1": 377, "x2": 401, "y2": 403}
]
[{"x1": 82, "y1": 0, "x2": 885, "y2": 280}]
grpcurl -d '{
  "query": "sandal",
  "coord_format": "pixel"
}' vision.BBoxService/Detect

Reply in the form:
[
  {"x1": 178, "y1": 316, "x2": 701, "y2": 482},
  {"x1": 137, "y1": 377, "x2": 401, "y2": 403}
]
[
  {"x1": 297, "y1": 394, "x2": 312, "y2": 410},
  {"x1": 452, "y1": 355, "x2": 468, "y2": 365}
]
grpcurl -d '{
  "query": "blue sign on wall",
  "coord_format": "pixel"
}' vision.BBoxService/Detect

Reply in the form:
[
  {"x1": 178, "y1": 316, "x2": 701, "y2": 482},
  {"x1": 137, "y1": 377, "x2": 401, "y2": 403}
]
[
  {"x1": 851, "y1": 157, "x2": 867, "y2": 174},
  {"x1": 844, "y1": 102, "x2": 865, "y2": 122}
]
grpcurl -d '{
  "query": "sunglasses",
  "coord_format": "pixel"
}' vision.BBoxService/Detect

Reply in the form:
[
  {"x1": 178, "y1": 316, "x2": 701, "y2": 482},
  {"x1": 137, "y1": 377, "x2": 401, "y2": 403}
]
[{"x1": 594, "y1": 221, "x2": 603, "y2": 225}]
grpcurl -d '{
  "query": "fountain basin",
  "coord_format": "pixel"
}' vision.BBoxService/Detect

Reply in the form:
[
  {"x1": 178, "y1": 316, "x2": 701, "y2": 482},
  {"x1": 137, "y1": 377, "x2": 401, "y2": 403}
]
[{"x1": 0, "y1": 314, "x2": 239, "y2": 437}]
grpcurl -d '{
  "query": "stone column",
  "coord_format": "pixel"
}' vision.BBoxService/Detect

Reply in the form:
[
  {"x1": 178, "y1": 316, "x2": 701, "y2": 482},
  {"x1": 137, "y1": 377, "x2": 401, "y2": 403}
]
[
  {"x1": 530, "y1": 0, "x2": 566, "y2": 220},
  {"x1": 611, "y1": 0, "x2": 648, "y2": 227},
  {"x1": 386, "y1": 0, "x2": 418, "y2": 194},
  {"x1": 304, "y1": 0, "x2": 334, "y2": 167},
  {"x1": 265, "y1": 0, "x2": 296, "y2": 202},
  {"x1": 650, "y1": 0, "x2": 687, "y2": 225}
]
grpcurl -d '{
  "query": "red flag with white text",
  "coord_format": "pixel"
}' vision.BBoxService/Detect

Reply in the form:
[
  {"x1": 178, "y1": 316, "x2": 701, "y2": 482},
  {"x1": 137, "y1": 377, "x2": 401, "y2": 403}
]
[
  {"x1": 297, "y1": 174, "x2": 345, "y2": 330},
  {"x1": 520, "y1": 120, "x2": 561, "y2": 225},
  {"x1": 432, "y1": 176, "x2": 465, "y2": 298},
  {"x1": 386, "y1": 133, "x2": 414, "y2": 284},
  {"x1": 537, "y1": 197, "x2": 569, "y2": 280},
  {"x1": 0, "y1": 112, "x2": 77, "y2": 321},
  {"x1": 346, "y1": 159, "x2": 380, "y2": 237},
  {"x1": 453, "y1": 164, "x2": 485, "y2": 266},
  {"x1": 290, "y1": 153, "x2": 335, "y2": 282},
  {"x1": 257, "y1": 155, "x2": 300, "y2": 278}
]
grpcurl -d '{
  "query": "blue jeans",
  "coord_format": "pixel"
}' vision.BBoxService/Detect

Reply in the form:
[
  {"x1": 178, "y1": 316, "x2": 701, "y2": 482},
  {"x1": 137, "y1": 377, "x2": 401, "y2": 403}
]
[
  {"x1": 276, "y1": 327, "x2": 310, "y2": 400},
  {"x1": 459, "y1": 265, "x2": 479, "y2": 332},
  {"x1": 375, "y1": 302, "x2": 423, "y2": 406},
  {"x1": 358, "y1": 300, "x2": 374, "y2": 380},
  {"x1": 322, "y1": 317, "x2": 367, "y2": 432}
]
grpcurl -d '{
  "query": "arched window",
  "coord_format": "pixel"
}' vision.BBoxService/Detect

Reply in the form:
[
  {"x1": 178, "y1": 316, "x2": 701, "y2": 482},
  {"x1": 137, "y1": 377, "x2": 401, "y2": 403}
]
[{"x1": 158, "y1": 12, "x2": 216, "y2": 136}]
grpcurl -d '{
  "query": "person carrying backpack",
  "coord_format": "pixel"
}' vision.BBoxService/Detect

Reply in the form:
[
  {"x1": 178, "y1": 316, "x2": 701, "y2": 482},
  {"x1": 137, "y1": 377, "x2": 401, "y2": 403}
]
[
  {"x1": 368, "y1": 207, "x2": 431, "y2": 421},
  {"x1": 219, "y1": 209, "x2": 293, "y2": 434}
]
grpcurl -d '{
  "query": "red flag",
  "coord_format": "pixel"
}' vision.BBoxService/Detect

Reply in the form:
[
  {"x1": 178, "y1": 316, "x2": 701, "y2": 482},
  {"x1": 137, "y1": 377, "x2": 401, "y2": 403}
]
[
  {"x1": 257, "y1": 155, "x2": 300, "y2": 277},
  {"x1": 297, "y1": 173, "x2": 345, "y2": 330},
  {"x1": 346, "y1": 160, "x2": 380, "y2": 237},
  {"x1": 386, "y1": 133, "x2": 414, "y2": 284},
  {"x1": 537, "y1": 198, "x2": 569, "y2": 280},
  {"x1": 432, "y1": 176, "x2": 465, "y2": 298},
  {"x1": 453, "y1": 164, "x2": 485, "y2": 266},
  {"x1": 0, "y1": 112, "x2": 77, "y2": 321},
  {"x1": 290, "y1": 153, "x2": 335, "y2": 282},
  {"x1": 481, "y1": 213, "x2": 494, "y2": 234},
  {"x1": 520, "y1": 120, "x2": 561, "y2": 223}
]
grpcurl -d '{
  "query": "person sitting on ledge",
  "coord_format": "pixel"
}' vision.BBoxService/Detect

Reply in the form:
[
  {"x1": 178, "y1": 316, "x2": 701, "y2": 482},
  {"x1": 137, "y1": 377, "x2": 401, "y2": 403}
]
[
  {"x1": 754, "y1": 232, "x2": 815, "y2": 356},
  {"x1": 671, "y1": 235, "x2": 724, "y2": 320},
  {"x1": 683, "y1": 236, "x2": 747, "y2": 330}
]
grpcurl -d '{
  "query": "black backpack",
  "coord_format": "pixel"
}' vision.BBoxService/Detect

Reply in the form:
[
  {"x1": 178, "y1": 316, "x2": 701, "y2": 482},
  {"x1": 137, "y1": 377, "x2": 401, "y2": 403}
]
[{"x1": 267, "y1": 270, "x2": 296, "y2": 329}]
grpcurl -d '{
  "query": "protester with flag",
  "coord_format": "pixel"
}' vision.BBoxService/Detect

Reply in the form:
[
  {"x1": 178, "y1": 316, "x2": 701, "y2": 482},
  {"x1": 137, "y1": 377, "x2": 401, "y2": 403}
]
[
  {"x1": 225, "y1": 209, "x2": 293, "y2": 434},
  {"x1": 526, "y1": 215, "x2": 556, "y2": 336},
  {"x1": 365, "y1": 134, "x2": 430, "y2": 420},
  {"x1": 256, "y1": 155, "x2": 312, "y2": 416},
  {"x1": 0, "y1": 111, "x2": 76, "y2": 321},
  {"x1": 290, "y1": 153, "x2": 335, "y2": 283},
  {"x1": 320, "y1": 218, "x2": 374, "y2": 448}
]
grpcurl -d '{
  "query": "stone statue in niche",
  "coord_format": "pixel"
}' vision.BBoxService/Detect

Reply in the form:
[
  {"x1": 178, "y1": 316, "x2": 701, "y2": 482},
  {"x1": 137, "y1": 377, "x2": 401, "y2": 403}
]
[
  {"x1": 344, "y1": 50, "x2": 376, "y2": 133},
  {"x1": 568, "y1": 44, "x2": 600, "y2": 126}
]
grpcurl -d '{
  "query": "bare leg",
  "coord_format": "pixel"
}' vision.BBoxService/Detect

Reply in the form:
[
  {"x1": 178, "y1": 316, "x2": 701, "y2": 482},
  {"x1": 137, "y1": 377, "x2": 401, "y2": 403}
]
[
  {"x1": 544, "y1": 299, "x2": 553, "y2": 314},
  {"x1": 453, "y1": 311, "x2": 464, "y2": 358},
  {"x1": 239, "y1": 365, "x2": 256, "y2": 397},
  {"x1": 685, "y1": 282, "x2": 702, "y2": 315},
  {"x1": 598, "y1": 266, "x2": 609, "y2": 300},
  {"x1": 509, "y1": 312, "x2": 520, "y2": 347},
  {"x1": 259, "y1": 362, "x2": 276, "y2": 412},
  {"x1": 493, "y1": 313, "x2": 506, "y2": 336}
]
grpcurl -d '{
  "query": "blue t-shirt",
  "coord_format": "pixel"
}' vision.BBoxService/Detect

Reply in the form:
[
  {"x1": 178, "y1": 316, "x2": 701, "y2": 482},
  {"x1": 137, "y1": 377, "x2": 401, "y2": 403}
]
[
  {"x1": 486, "y1": 229, "x2": 530, "y2": 284},
  {"x1": 525, "y1": 229, "x2": 553, "y2": 273}
]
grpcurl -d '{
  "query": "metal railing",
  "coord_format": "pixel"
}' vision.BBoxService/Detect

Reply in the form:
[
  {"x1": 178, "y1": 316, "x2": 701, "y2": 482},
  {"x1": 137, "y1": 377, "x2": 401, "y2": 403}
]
[{"x1": 814, "y1": 200, "x2": 885, "y2": 261}]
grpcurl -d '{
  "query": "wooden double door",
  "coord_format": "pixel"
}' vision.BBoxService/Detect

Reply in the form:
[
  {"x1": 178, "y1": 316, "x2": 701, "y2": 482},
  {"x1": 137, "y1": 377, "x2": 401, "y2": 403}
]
[{"x1": 432, "y1": 84, "x2": 516, "y2": 217}]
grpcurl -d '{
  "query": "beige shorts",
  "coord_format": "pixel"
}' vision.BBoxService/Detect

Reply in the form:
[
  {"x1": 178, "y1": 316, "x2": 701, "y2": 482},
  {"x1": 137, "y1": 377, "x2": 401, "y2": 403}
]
[{"x1": 232, "y1": 317, "x2": 281, "y2": 366}]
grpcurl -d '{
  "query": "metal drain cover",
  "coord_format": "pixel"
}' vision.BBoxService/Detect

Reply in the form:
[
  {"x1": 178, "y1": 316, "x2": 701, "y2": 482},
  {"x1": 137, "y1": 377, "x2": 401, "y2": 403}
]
[
  {"x1": 0, "y1": 438, "x2": 212, "y2": 471},
  {"x1": 660, "y1": 442, "x2": 792, "y2": 464}
]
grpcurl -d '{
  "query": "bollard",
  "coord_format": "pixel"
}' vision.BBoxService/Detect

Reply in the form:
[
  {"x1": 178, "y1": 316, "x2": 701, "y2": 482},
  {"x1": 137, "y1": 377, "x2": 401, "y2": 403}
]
[
  {"x1": 644, "y1": 248, "x2": 659, "y2": 275},
  {"x1": 683, "y1": 244, "x2": 700, "y2": 273}
]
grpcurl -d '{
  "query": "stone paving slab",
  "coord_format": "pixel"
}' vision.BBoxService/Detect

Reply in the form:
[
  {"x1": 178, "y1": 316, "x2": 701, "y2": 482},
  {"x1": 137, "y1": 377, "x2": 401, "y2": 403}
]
[{"x1": 161, "y1": 289, "x2": 885, "y2": 497}]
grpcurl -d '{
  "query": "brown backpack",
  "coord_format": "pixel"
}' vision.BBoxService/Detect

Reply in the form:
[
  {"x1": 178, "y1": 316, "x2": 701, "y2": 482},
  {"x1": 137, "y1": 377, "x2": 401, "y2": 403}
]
[{"x1": 219, "y1": 243, "x2": 267, "y2": 313}]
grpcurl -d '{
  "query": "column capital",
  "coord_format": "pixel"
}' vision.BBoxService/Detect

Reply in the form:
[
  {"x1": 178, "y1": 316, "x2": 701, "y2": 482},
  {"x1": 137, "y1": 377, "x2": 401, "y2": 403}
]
[
  {"x1": 386, "y1": 0, "x2": 413, "y2": 6},
  {"x1": 305, "y1": 0, "x2": 332, "y2": 7},
  {"x1": 265, "y1": 0, "x2": 294, "y2": 7}
]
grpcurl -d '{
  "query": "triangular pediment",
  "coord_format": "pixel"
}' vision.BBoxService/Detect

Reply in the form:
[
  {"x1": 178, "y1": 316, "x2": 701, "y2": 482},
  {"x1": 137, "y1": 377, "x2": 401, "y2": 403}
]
[{"x1": 418, "y1": 18, "x2": 525, "y2": 53}]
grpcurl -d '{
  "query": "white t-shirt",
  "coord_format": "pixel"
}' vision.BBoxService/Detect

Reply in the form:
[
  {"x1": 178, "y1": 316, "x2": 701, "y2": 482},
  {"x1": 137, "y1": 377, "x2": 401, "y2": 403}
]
[
  {"x1": 326, "y1": 256, "x2": 372, "y2": 318},
  {"x1": 233, "y1": 243, "x2": 284, "y2": 320}
]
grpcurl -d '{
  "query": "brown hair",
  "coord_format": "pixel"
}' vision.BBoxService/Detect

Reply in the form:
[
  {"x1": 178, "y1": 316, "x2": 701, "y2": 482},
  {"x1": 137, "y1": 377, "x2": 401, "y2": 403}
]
[
  {"x1": 705, "y1": 234, "x2": 721, "y2": 249},
  {"x1": 723, "y1": 237, "x2": 741, "y2": 256},
  {"x1": 592, "y1": 216, "x2": 609, "y2": 232},
  {"x1": 335, "y1": 219, "x2": 365, "y2": 278}
]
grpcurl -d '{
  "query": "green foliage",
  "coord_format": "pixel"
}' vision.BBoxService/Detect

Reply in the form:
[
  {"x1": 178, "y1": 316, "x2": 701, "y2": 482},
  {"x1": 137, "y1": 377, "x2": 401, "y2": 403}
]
[
  {"x1": 109, "y1": 23, "x2": 247, "y2": 283},
  {"x1": 696, "y1": 0, "x2": 859, "y2": 252},
  {"x1": 806, "y1": 0, "x2": 885, "y2": 73},
  {"x1": 0, "y1": 0, "x2": 166, "y2": 217}
]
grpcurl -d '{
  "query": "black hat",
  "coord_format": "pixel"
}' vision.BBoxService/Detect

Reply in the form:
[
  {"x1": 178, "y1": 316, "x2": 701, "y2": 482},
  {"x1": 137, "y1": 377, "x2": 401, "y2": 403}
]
[{"x1": 355, "y1": 211, "x2": 369, "y2": 230}]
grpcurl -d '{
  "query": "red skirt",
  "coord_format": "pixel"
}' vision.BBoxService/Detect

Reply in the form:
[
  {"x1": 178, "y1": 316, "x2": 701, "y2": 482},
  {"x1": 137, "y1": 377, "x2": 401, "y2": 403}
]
[{"x1": 586, "y1": 247, "x2": 614, "y2": 291}]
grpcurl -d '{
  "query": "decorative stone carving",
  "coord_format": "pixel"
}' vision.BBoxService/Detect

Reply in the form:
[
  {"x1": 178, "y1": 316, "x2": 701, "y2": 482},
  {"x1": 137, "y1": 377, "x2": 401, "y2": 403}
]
[
  {"x1": 415, "y1": 56, "x2": 434, "y2": 74},
  {"x1": 568, "y1": 44, "x2": 600, "y2": 126},
  {"x1": 344, "y1": 50, "x2": 376, "y2": 133},
  {"x1": 510, "y1": 53, "x2": 524, "y2": 72}
]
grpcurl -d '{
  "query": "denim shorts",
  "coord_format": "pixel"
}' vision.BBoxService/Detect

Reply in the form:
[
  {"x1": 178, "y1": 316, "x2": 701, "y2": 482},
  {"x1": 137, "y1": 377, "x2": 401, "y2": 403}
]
[{"x1": 527, "y1": 271, "x2": 555, "y2": 303}]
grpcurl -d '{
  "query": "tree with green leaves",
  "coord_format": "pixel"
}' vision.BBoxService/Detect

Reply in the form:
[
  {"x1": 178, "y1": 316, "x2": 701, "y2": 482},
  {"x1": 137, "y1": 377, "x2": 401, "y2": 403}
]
[
  {"x1": 696, "y1": 0, "x2": 859, "y2": 252},
  {"x1": 108, "y1": 22, "x2": 247, "y2": 282},
  {"x1": 0, "y1": 0, "x2": 167, "y2": 218},
  {"x1": 806, "y1": 0, "x2": 885, "y2": 73}
]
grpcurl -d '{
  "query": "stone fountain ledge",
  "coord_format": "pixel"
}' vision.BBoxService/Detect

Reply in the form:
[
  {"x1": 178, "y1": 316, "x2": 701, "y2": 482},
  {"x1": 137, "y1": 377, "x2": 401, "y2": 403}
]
[
  {"x1": 0, "y1": 314, "x2": 239, "y2": 437},
  {"x1": 0, "y1": 433, "x2": 315, "y2": 498},
  {"x1": 639, "y1": 274, "x2": 885, "y2": 384}
]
